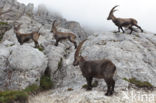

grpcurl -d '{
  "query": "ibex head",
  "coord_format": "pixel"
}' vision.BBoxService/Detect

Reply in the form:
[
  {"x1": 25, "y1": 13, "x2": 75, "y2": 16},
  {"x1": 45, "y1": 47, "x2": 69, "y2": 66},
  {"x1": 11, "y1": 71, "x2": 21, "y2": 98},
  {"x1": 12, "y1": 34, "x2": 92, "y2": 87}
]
[
  {"x1": 14, "y1": 23, "x2": 22, "y2": 32},
  {"x1": 107, "y1": 5, "x2": 118, "y2": 20},
  {"x1": 73, "y1": 39, "x2": 87, "y2": 66}
]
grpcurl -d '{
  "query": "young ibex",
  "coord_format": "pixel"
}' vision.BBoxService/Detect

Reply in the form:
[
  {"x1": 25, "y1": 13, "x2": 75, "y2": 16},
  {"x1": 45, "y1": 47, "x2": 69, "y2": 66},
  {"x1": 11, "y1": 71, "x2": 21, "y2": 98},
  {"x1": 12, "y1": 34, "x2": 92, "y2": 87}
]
[
  {"x1": 107, "y1": 5, "x2": 143, "y2": 34},
  {"x1": 14, "y1": 23, "x2": 41, "y2": 48},
  {"x1": 73, "y1": 40, "x2": 116, "y2": 96},
  {"x1": 51, "y1": 20, "x2": 77, "y2": 49}
]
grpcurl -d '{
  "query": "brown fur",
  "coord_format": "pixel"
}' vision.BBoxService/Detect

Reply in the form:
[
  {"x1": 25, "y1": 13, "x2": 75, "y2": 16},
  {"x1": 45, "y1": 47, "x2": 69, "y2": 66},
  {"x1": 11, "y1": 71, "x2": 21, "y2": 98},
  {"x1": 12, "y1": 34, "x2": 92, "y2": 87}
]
[
  {"x1": 14, "y1": 24, "x2": 41, "y2": 48},
  {"x1": 51, "y1": 20, "x2": 77, "y2": 49},
  {"x1": 107, "y1": 5, "x2": 143, "y2": 34},
  {"x1": 73, "y1": 40, "x2": 116, "y2": 96}
]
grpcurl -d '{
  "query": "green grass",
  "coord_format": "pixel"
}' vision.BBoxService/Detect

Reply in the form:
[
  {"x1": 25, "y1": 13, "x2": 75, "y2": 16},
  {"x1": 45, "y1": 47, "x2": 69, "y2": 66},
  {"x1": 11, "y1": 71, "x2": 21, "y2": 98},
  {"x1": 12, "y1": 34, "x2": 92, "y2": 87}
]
[
  {"x1": 40, "y1": 75, "x2": 53, "y2": 90},
  {"x1": 0, "y1": 90, "x2": 28, "y2": 103},
  {"x1": 37, "y1": 45, "x2": 44, "y2": 52},
  {"x1": 123, "y1": 78, "x2": 153, "y2": 89},
  {"x1": 24, "y1": 84, "x2": 40, "y2": 95},
  {"x1": 0, "y1": 70, "x2": 53, "y2": 103},
  {"x1": 58, "y1": 58, "x2": 63, "y2": 70},
  {"x1": 0, "y1": 21, "x2": 9, "y2": 42},
  {"x1": 0, "y1": 22, "x2": 8, "y2": 25}
]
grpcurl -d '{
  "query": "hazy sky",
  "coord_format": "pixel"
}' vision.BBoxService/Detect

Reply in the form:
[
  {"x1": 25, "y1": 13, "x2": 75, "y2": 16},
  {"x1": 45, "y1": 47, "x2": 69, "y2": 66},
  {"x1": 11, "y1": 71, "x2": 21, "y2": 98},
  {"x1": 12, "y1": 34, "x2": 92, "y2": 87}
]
[{"x1": 18, "y1": 0, "x2": 156, "y2": 33}]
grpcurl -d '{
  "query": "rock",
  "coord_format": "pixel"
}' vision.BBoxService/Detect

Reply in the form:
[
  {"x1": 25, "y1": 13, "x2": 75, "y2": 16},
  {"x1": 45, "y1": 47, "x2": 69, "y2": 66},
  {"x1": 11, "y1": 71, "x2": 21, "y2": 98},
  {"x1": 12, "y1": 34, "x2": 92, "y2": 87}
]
[
  {"x1": 62, "y1": 21, "x2": 88, "y2": 41},
  {"x1": 25, "y1": 3, "x2": 34, "y2": 17},
  {"x1": 44, "y1": 44, "x2": 67, "y2": 87},
  {"x1": 0, "y1": 46, "x2": 10, "y2": 90},
  {"x1": 81, "y1": 32, "x2": 156, "y2": 87},
  {"x1": 3, "y1": 45, "x2": 48, "y2": 90},
  {"x1": 28, "y1": 32, "x2": 156, "y2": 103},
  {"x1": 2, "y1": 29, "x2": 18, "y2": 44}
]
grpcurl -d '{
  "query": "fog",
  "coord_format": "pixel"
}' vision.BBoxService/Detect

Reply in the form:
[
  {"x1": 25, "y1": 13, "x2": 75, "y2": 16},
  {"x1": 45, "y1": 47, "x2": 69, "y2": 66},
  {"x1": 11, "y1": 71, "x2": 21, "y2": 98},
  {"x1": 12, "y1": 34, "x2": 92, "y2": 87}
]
[{"x1": 18, "y1": 0, "x2": 156, "y2": 33}]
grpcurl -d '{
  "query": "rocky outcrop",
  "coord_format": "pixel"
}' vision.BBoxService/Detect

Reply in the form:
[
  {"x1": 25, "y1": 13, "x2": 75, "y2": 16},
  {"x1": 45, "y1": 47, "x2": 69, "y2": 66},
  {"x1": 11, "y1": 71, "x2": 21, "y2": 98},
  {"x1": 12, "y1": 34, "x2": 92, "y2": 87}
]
[
  {"x1": 0, "y1": 45, "x2": 48, "y2": 90},
  {"x1": 29, "y1": 32, "x2": 156, "y2": 103},
  {"x1": 7, "y1": 45, "x2": 47, "y2": 90},
  {"x1": 0, "y1": 0, "x2": 156, "y2": 103}
]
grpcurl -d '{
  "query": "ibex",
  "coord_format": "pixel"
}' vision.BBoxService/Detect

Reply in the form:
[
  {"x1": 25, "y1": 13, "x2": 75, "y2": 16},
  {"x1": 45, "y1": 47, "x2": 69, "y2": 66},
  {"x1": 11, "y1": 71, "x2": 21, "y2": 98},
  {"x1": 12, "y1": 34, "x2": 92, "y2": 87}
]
[
  {"x1": 73, "y1": 40, "x2": 116, "y2": 96},
  {"x1": 107, "y1": 5, "x2": 143, "y2": 34},
  {"x1": 14, "y1": 23, "x2": 41, "y2": 48},
  {"x1": 51, "y1": 20, "x2": 77, "y2": 49}
]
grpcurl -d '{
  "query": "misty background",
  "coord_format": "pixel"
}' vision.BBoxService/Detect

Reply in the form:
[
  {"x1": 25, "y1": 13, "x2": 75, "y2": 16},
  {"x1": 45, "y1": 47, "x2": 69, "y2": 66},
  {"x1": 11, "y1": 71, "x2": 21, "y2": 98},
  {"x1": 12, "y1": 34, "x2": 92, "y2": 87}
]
[{"x1": 18, "y1": 0, "x2": 156, "y2": 33}]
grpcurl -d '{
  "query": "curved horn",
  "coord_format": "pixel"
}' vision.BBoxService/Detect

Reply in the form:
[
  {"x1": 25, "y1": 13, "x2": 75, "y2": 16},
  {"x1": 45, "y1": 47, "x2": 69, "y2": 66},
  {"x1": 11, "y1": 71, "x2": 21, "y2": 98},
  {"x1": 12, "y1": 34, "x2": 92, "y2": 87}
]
[
  {"x1": 52, "y1": 20, "x2": 57, "y2": 27},
  {"x1": 51, "y1": 20, "x2": 57, "y2": 32},
  {"x1": 36, "y1": 26, "x2": 42, "y2": 33},
  {"x1": 110, "y1": 5, "x2": 119, "y2": 15},
  {"x1": 74, "y1": 39, "x2": 87, "y2": 59}
]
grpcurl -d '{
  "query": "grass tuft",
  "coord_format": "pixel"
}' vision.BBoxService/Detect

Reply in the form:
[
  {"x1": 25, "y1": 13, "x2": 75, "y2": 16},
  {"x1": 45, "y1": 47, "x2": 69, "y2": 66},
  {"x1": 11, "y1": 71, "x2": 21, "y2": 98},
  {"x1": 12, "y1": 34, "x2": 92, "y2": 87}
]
[
  {"x1": 0, "y1": 90, "x2": 28, "y2": 103},
  {"x1": 0, "y1": 22, "x2": 8, "y2": 25},
  {"x1": 37, "y1": 45, "x2": 44, "y2": 52},
  {"x1": 123, "y1": 78, "x2": 154, "y2": 89},
  {"x1": 40, "y1": 75, "x2": 53, "y2": 91},
  {"x1": 24, "y1": 84, "x2": 40, "y2": 95}
]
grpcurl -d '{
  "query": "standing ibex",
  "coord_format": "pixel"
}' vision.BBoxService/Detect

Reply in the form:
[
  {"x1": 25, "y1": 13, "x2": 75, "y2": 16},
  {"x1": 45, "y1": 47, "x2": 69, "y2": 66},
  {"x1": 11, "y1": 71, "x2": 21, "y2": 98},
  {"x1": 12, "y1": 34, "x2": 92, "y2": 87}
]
[
  {"x1": 73, "y1": 40, "x2": 116, "y2": 96},
  {"x1": 14, "y1": 23, "x2": 41, "y2": 48},
  {"x1": 107, "y1": 5, "x2": 143, "y2": 34},
  {"x1": 51, "y1": 20, "x2": 77, "y2": 49}
]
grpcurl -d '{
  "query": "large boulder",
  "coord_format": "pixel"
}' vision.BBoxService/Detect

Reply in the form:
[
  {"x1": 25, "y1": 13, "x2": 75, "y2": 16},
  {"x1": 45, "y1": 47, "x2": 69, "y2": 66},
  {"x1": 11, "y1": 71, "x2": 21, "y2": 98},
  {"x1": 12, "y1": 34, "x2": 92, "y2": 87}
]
[
  {"x1": 81, "y1": 32, "x2": 156, "y2": 87},
  {"x1": 29, "y1": 32, "x2": 156, "y2": 103},
  {"x1": 2, "y1": 45, "x2": 48, "y2": 90},
  {"x1": 44, "y1": 44, "x2": 67, "y2": 87}
]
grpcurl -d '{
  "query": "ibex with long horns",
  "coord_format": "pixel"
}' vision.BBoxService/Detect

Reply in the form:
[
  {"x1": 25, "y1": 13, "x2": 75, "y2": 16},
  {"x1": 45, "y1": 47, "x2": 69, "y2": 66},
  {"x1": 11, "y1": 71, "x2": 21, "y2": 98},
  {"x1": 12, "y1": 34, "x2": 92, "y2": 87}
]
[
  {"x1": 51, "y1": 20, "x2": 77, "y2": 49},
  {"x1": 73, "y1": 40, "x2": 116, "y2": 96},
  {"x1": 107, "y1": 5, "x2": 143, "y2": 34},
  {"x1": 14, "y1": 23, "x2": 41, "y2": 48}
]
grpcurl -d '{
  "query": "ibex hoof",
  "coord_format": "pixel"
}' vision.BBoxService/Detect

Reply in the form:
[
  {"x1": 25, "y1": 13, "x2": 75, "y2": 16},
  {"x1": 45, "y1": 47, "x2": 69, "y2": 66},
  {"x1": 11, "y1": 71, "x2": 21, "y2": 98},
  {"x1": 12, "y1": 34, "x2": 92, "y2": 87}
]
[
  {"x1": 105, "y1": 92, "x2": 113, "y2": 96},
  {"x1": 86, "y1": 87, "x2": 92, "y2": 91}
]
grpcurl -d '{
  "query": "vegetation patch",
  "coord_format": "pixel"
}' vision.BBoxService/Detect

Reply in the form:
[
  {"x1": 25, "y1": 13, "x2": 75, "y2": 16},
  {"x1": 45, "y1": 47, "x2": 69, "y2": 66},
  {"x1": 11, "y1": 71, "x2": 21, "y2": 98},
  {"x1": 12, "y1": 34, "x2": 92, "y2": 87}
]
[
  {"x1": 123, "y1": 78, "x2": 154, "y2": 89},
  {"x1": 0, "y1": 68, "x2": 53, "y2": 103},
  {"x1": 0, "y1": 21, "x2": 10, "y2": 42},
  {"x1": 58, "y1": 58, "x2": 63, "y2": 70},
  {"x1": 54, "y1": 57, "x2": 63, "y2": 74},
  {"x1": 0, "y1": 90, "x2": 28, "y2": 103},
  {"x1": 0, "y1": 22, "x2": 8, "y2": 25},
  {"x1": 24, "y1": 84, "x2": 40, "y2": 95},
  {"x1": 40, "y1": 75, "x2": 53, "y2": 91},
  {"x1": 37, "y1": 45, "x2": 44, "y2": 52}
]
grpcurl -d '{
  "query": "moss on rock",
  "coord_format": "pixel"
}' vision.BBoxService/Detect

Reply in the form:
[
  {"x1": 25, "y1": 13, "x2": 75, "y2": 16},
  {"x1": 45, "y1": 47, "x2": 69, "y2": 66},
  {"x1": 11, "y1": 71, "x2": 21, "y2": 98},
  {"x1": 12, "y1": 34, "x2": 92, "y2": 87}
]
[{"x1": 123, "y1": 78, "x2": 154, "y2": 89}]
